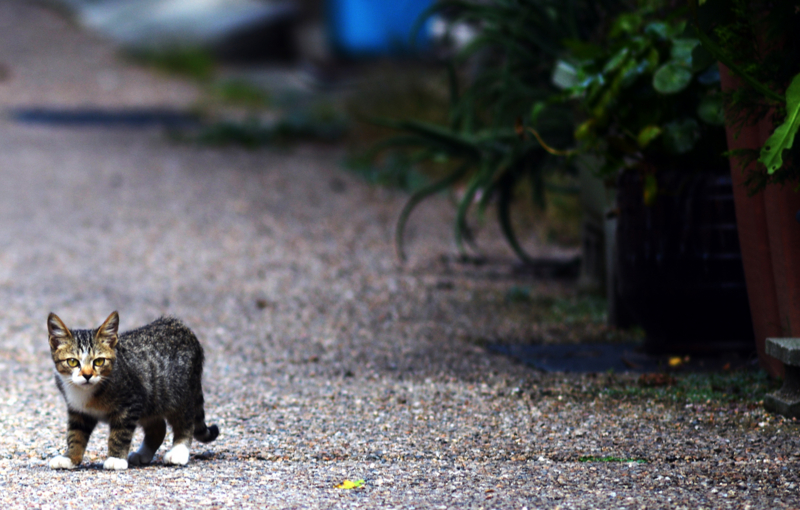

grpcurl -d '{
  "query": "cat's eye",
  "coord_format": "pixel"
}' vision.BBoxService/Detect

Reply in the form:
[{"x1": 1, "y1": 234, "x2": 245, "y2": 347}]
[
  {"x1": 65, "y1": 359, "x2": 79, "y2": 368},
  {"x1": 93, "y1": 359, "x2": 105, "y2": 367}
]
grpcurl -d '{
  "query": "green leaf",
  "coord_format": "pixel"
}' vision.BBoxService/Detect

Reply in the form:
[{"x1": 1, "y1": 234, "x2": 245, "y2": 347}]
[
  {"x1": 637, "y1": 125, "x2": 662, "y2": 148},
  {"x1": 662, "y1": 118, "x2": 700, "y2": 154},
  {"x1": 455, "y1": 169, "x2": 487, "y2": 257},
  {"x1": 653, "y1": 62, "x2": 693, "y2": 94},
  {"x1": 644, "y1": 21, "x2": 669, "y2": 40},
  {"x1": 574, "y1": 119, "x2": 594, "y2": 141},
  {"x1": 368, "y1": 117, "x2": 481, "y2": 159},
  {"x1": 551, "y1": 60, "x2": 578, "y2": 90},
  {"x1": 645, "y1": 47, "x2": 660, "y2": 70},
  {"x1": 670, "y1": 20, "x2": 688, "y2": 38},
  {"x1": 621, "y1": 58, "x2": 651, "y2": 88},
  {"x1": 603, "y1": 48, "x2": 630, "y2": 74},
  {"x1": 670, "y1": 38, "x2": 700, "y2": 67},
  {"x1": 497, "y1": 170, "x2": 536, "y2": 264},
  {"x1": 530, "y1": 101, "x2": 546, "y2": 125},
  {"x1": 610, "y1": 13, "x2": 643, "y2": 37},
  {"x1": 697, "y1": 95, "x2": 725, "y2": 125},
  {"x1": 395, "y1": 164, "x2": 470, "y2": 261},
  {"x1": 759, "y1": 73, "x2": 800, "y2": 174}
]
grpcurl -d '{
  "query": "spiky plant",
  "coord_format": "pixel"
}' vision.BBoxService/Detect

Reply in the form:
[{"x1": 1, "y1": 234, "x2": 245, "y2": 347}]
[{"x1": 370, "y1": 0, "x2": 616, "y2": 263}]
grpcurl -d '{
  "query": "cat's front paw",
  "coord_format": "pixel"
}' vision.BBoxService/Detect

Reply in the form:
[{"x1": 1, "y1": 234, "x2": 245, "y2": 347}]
[
  {"x1": 163, "y1": 444, "x2": 189, "y2": 466},
  {"x1": 49, "y1": 455, "x2": 77, "y2": 470},
  {"x1": 103, "y1": 457, "x2": 128, "y2": 470}
]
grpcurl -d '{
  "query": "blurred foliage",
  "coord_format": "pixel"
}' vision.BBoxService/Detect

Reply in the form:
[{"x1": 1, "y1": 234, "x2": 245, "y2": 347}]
[
  {"x1": 210, "y1": 79, "x2": 272, "y2": 109},
  {"x1": 178, "y1": 106, "x2": 348, "y2": 148},
  {"x1": 504, "y1": 288, "x2": 608, "y2": 324},
  {"x1": 129, "y1": 47, "x2": 347, "y2": 147},
  {"x1": 689, "y1": 0, "x2": 800, "y2": 193},
  {"x1": 555, "y1": 0, "x2": 729, "y2": 202},
  {"x1": 128, "y1": 47, "x2": 216, "y2": 81},
  {"x1": 365, "y1": 0, "x2": 618, "y2": 263},
  {"x1": 601, "y1": 370, "x2": 777, "y2": 404},
  {"x1": 345, "y1": 63, "x2": 452, "y2": 190},
  {"x1": 346, "y1": 152, "x2": 430, "y2": 191},
  {"x1": 538, "y1": 175, "x2": 582, "y2": 245},
  {"x1": 467, "y1": 285, "x2": 643, "y2": 345}
]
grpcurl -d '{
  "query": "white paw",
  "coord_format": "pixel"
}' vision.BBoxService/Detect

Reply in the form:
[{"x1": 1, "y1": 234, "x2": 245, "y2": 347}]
[
  {"x1": 103, "y1": 457, "x2": 128, "y2": 470},
  {"x1": 49, "y1": 455, "x2": 76, "y2": 470},
  {"x1": 163, "y1": 444, "x2": 189, "y2": 466},
  {"x1": 127, "y1": 445, "x2": 155, "y2": 466}
]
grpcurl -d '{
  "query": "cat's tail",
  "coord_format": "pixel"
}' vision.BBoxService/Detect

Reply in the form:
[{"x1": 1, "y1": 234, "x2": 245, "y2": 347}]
[
  {"x1": 193, "y1": 399, "x2": 219, "y2": 443},
  {"x1": 194, "y1": 423, "x2": 219, "y2": 443}
]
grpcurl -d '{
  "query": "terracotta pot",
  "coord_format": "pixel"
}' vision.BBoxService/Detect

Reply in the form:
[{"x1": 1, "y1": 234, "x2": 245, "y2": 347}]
[{"x1": 719, "y1": 64, "x2": 788, "y2": 377}]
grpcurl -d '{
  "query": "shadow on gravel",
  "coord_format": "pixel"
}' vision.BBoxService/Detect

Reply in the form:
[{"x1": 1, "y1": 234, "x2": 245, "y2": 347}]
[{"x1": 9, "y1": 107, "x2": 199, "y2": 128}]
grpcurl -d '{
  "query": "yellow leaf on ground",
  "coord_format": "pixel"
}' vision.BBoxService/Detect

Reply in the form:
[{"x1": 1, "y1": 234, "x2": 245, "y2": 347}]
[{"x1": 335, "y1": 479, "x2": 365, "y2": 490}]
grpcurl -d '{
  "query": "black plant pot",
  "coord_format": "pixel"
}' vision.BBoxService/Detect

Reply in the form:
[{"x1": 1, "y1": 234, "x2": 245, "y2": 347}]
[{"x1": 615, "y1": 167, "x2": 754, "y2": 354}]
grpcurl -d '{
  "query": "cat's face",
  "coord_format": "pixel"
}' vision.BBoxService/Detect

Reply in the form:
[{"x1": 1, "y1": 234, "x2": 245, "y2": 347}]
[{"x1": 47, "y1": 312, "x2": 118, "y2": 388}]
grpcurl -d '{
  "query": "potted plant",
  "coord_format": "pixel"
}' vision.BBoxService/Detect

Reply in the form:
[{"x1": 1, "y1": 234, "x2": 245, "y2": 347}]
[
  {"x1": 689, "y1": 0, "x2": 800, "y2": 376},
  {"x1": 551, "y1": 3, "x2": 755, "y2": 353}
]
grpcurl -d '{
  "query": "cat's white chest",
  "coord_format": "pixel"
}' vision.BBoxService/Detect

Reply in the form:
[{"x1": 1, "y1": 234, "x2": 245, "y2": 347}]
[{"x1": 58, "y1": 374, "x2": 108, "y2": 421}]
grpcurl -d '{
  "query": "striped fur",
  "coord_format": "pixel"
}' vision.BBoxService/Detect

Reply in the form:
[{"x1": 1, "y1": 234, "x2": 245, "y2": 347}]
[{"x1": 48, "y1": 311, "x2": 218, "y2": 470}]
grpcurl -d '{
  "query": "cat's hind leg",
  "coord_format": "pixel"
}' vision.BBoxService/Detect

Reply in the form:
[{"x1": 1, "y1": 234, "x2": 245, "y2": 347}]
[
  {"x1": 128, "y1": 417, "x2": 166, "y2": 466},
  {"x1": 163, "y1": 413, "x2": 193, "y2": 466}
]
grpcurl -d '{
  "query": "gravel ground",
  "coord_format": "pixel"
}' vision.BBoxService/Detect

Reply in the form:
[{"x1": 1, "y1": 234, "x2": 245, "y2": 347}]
[{"x1": 0, "y1": 2, "x2": 798, "y2": 509}]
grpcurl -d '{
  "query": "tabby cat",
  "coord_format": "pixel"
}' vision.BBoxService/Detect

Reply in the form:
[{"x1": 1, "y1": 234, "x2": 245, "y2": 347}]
[{"x1": 47, "y1": 311, "x2": 219, "y2": 470}]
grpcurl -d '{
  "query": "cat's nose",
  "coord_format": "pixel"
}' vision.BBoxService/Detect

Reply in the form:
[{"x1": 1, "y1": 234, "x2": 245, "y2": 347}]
[{"x1": 83, "y1": 374, "x2": 91, "y2": 381}]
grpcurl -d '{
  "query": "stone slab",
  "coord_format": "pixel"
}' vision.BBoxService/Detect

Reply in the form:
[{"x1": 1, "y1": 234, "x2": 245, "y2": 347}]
[
  {"x1": 765, "y1": 388, "x2": 800, "y2": 418},
  {"x1": 766, "y1": 338, "x2": 800, "y2": 365}
]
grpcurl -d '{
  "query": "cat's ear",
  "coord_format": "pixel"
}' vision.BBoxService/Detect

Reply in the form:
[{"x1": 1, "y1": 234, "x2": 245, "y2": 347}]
[
  {"x1": 47, "y1": 313, "x2": 71, "y2": 351},
  {"x1": 95, "y1": 311, "x2": 119, "y2": 349}
]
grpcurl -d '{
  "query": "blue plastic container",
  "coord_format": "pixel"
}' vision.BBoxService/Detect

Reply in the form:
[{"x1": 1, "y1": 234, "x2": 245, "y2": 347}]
[{"x1": 328, "y1": 0, "x2": 434, "y2": 56}]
